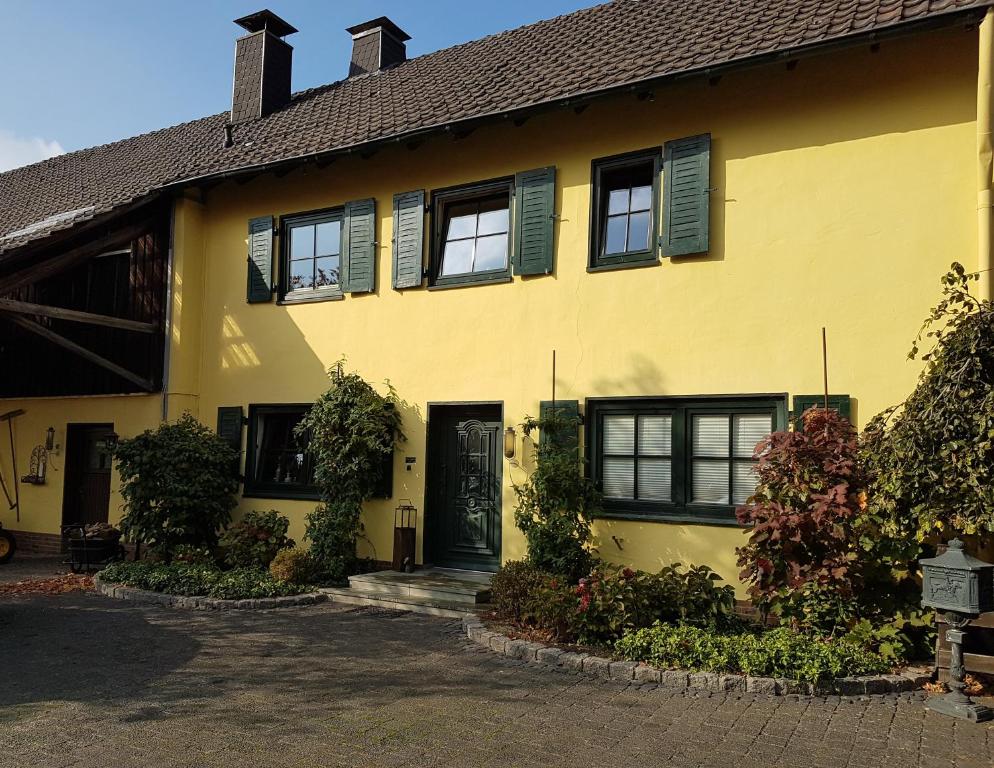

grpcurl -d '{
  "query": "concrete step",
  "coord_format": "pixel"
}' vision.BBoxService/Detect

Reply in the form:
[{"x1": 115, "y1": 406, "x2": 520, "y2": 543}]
[
  {"x1": 347, "y1": 568, "x2": 492, "y2": 606},
  {"x1": 320, "y1": 587, "x2": 489, "y2": 619}
]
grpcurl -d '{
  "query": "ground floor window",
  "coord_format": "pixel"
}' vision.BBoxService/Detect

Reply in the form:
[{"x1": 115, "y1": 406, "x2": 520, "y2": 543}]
[
  {"x1": 244, "y1": 405, "x2": 318, "y2": 499},
  {"x1": 586, "y1": 395, "x2": 785, "y2": 523}
]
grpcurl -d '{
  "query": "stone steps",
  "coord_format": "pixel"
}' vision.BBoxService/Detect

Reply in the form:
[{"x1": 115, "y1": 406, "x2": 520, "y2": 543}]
[{"x1": 320, "y1": 568, "x2": 494, "y2": 618}]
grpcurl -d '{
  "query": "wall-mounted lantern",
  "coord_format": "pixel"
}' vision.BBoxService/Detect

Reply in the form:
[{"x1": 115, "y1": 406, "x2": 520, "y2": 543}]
[
  {"x1": 45, "y1": 427, "x2": 55, "y2": 452},
  {"x1": 503, "y1": 426, "x2": 516, "y2": 460},
  {"x1": 920, "y1": 539, "x2": 994, "y2": 722}
]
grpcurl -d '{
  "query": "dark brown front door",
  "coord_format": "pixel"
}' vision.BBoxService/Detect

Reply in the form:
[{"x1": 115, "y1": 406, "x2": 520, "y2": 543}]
[
  {"x1": 62, "y1": 424, "x2": 114, "y2": 529},
  {"x1": 426, "y1": 404, "x2": 502, "y2": 571}
]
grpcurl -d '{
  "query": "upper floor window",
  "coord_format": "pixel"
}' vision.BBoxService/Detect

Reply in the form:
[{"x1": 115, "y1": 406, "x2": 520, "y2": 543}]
[
  {"x1": 590, "y1": 149, "x2": 660, "y2": 269},
  {"x1": 244, "y1": 404, "x2": 318, "y2": 499},
  {"x1": 431, "y1": 179, "x2": 513, "y2": 287},
  {"x1": 587, "y1": 396, "x2": 783, "y2": 523},
  {"x1": 281, "y1": 211, "x2": 343, "y2": 302}
]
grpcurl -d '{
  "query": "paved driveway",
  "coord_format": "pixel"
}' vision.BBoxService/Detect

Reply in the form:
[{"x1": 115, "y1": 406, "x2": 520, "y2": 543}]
[{"x1": 1, "y1": 590, "x2": 992, "y2": 768}]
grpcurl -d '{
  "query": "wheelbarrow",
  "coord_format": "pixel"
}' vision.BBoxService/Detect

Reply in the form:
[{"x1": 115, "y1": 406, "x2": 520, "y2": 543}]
[{"x1": 62, "y1": 524, "x2": 125, "y2": 573}]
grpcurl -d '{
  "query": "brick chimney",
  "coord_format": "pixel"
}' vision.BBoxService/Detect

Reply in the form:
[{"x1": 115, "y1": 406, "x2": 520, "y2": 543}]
[
  {"x1": 346, "y1": 17, "x2": 411, "y2": 78},
  {"x1": 230, "y1": 10, "x2": 297, "y2": 124}
]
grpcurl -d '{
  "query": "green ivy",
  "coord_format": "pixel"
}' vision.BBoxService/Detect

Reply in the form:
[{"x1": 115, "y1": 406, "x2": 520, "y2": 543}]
[
  {"x1": 863, "y1": 263, "x2": 994, "y2": 543},
  {"x1": 99, "y1": 561, "x2": 311, "y2": 599},
  {"x1": 295, "y1": 363, "x2": 404, "y2": 581},
  {"x1": 113, "y1": 414, "x2": 239, "y2": 558},
  {"x1": 513, "y1": 407, "x2": 599, "y2": 581}
]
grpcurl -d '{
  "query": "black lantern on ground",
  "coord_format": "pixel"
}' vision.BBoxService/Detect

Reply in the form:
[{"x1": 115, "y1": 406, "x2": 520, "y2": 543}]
[{"x1": 920, "y1": 539, "x2": 994, "y2": 722}]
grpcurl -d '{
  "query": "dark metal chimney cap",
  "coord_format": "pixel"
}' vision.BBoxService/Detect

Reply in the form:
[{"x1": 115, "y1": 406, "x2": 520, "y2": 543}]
[
  {"x1": 346, "y1": 16, "x2": 411, "y2": 42},
  {"x1": 234, "y1": 9, "x2": 298, "y2": 38}
]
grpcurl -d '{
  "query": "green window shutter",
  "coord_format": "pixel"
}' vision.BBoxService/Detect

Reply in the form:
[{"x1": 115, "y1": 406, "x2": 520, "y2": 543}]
[
  {"x1": 392, "y1": 190, "x2": 425, "y2": 289},
  {"x1": 512, "y1": 166, "x2": 556, "y2": 276},
  {"x1": 216, "y1": 406, "x2": 244, "y2": 477},
  {"x1": 661, "y1": 133, "x2": 710, "y2": 257},
  {"x1": 246, "y1": 216, "x2": 274, "y2": 303},
  {"x1": 792, "y1": 394, "x2": 852, "y2": 431},
  {"x1": 342, "y1": 198, "x2": 377, "y2": 293},
  {"x1": 539, "y1": 399, "x2": 580, "y2": 453}
]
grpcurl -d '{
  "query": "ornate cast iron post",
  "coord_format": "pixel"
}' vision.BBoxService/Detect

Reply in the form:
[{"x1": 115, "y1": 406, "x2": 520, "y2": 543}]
[{"x1": 920, "y1": 539, "x2": 994, "y2": 722}]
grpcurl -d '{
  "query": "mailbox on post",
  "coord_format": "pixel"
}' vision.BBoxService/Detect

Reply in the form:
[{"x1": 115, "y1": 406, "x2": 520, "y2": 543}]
[{"x1": 920, "y1": 539, "x2": 994, "y2": 722}]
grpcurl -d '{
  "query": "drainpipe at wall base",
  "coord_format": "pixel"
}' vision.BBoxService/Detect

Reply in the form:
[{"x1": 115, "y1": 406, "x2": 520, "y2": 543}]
[{"x1": 978, "y1": 8, "x2": 994, "y2": 302}]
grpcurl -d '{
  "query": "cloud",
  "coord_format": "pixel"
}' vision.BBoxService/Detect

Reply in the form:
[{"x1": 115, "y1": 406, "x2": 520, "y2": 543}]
[{"x1": 0, "y1": 130, "x2": 64, "y2": 172}]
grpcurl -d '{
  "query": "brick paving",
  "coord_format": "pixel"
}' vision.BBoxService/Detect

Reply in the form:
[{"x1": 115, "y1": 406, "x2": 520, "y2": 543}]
[{"x1": 1, "y1": 591, "x2": 993, "y2": 767}]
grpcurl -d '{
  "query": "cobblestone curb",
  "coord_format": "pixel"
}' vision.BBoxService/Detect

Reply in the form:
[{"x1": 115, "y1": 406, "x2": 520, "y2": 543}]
[
  {"x1": 93, "y1": 575, "x2": 328, "y2": 610},
  {"x1": 461, "y1": 616, "x2": 933, "y2": 696}
]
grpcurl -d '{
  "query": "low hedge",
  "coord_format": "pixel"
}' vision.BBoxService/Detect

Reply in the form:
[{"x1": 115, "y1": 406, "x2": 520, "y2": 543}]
[
  {"x1": 99, "y1": 561, "x2": 313, "y2": 600},
  {"x1": 615, "y1": 623, "x2": 891, "y2": 683}
]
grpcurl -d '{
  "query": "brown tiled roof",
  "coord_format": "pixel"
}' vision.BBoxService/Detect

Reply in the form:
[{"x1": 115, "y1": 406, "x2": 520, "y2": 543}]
[{"x1": 0, "y1": 0, "x2": 988, "y2": 256}]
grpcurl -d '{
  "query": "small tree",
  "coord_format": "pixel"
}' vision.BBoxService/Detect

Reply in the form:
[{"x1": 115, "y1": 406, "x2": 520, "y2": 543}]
[
  {"x1": 863, "y1": 263, "x2": 994, "y2": 544},
  {"x1": 114, "y1": 413, "x2": 238, "y2": 558},
  {"x1": 736, "y1": 408, "x2": 868, "y2": 628},
  {"x1": 296, "y1": 364, "x2": 404, "y2": 581},
  {"x1": 513, "y1": 407, "x2": 599, "y2": 582}
]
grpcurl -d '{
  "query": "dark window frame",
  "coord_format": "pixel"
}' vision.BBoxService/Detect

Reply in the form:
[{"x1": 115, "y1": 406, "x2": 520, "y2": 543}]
[
  {"x1": 588, "y1": 148, "x2": 662, "y2": 271},
  {"x1": 278, "y1": 209, "x2": 345, "y2": 304},
  {"x1": 585, "y1": 395, "x2": 787, "y2": 525},
  {"x1": 429, "y1": 177, "x2": 514, "y2": 289},
  {"x1": 243, "y1": 403, "x2": 320, "y2": 500}
]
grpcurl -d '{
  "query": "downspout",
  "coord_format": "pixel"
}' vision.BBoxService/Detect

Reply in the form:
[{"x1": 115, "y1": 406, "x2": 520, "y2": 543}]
[{"x1": 978, "y1": 8, "x2": 994, "y2": 301}]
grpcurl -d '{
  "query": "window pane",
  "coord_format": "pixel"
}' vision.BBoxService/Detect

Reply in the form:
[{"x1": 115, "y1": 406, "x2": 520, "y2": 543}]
[
  {"x1": 474, "y1": 234, "x2": 508, "y2": 272},
  {"x1": 445, "y1": 205, "x2": 478, "y2": 240},
  {"x1": 630, "y1": 184, "x2": 652, "y2": 212},
  {"x1": 477, "y1": 206, "x2": 509, "y2": 236},
  {"x1": 692, "y1": 415, "x2": 729, "y2": 457},
  {"x1": 288, "y1": 259, "x2": 314, "y2": 291},
  {"x1": 314, "y1": 256, "x2": 340, "y2": 287},
  {"x1": 733, "y1": 414, "x2": 772, "y2": 458},
  {"x1": 602, "y1": 457, "x2": 635, "y2": 499},
  {"x1": 638, "y1": 458, "x2": 671, "y2": 501},
  {"x1": 626, "y1": 211, "x2": 651, "y2": 252},
  {"x1": 290, "y1": 225, "x2": 314, "y2": 260},
  {"x1": 732, "y1": 461, "x2": 759, "y2": 505},
  {"x1": 692, "y1": 460, "x2": 729, "y2": 504},
  {"x1": 255, "y1": 411, "x2": 311, "y2": 487},
  {"x1": 440, "y1": 239, "x2": 474, "y2": 276},
  {"x1": 604, "y1": 215, "x2": 628, "y2": 255},
  {"x1": 607, "y1": 187, "x2": 630, "y2": 215},
  {"x1": 315, "y1": 221, "x2": 340, "y2": 256},
  {"x1": 638, "y1": 415, "x2": 671, "y2": 455},
  {"x1": 602, "y1": 415, "x2": 635, "y2": 454}
]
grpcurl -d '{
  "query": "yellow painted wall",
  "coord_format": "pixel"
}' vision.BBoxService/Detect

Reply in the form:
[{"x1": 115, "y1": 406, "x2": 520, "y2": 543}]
[
  {"x1": 0, "y1": 395, "x2": 162, "y2": 535},
  {"x1": 2, "y1": 28, "x2": 979, "y2": 594}
]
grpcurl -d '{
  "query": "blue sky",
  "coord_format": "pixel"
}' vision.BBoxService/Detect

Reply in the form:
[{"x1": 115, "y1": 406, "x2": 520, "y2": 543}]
[{"x1": 0, "y1": 0, "x2": 593, "y2": 171}]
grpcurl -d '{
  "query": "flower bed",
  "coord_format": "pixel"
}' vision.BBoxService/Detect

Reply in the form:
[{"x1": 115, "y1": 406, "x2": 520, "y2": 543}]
[{"x1": 98, "y1": 561, "x2": 314, "y2": 600}]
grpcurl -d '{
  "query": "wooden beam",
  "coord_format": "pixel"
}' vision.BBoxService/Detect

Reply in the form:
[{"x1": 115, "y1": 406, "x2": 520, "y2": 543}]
[
  {"x1": 0, "y1": 219, "x2": 153, "y2": 296},
  {"x1": 0, "y1": 298, "x2": 157, "y2": 333},
  {"x1": 3, "y1": 314, "x2": 155, "y2": 391}
]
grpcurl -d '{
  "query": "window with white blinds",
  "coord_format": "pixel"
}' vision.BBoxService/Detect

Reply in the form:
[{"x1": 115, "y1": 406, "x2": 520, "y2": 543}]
[{"x1": 588, "y1": 397, "x2": 782, "y2": 521}]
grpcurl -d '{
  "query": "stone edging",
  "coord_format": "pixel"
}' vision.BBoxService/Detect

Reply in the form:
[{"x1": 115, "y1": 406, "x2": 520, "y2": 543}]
[
  {"x1": 460, "y1": 615, "x2": 933, "y2": 696},
  {"x1": 93, "y1": 575, "x2": 328, "y2": 611}
]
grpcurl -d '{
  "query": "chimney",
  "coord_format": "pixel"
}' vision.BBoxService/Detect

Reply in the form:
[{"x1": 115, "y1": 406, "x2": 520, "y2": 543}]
[
  {"x1": 346, "y1": 17, "x2": 411, "y2": 78},
  {"x1": 230, "y1": 10, "x2": 298, "y2": 125}
]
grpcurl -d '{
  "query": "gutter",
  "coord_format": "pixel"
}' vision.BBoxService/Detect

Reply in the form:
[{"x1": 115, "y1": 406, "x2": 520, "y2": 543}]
[
  {"x1": 979, "y1": 8, "x2": 994, "y2": 301},
  {"x1": 160, "y1": 6, "x2": 993, "y2": 194}
]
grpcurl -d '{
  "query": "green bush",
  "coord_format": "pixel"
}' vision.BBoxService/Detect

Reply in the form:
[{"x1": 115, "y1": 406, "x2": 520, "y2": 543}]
[
  {"x1": 99, "y1": 561, "x2": 311, "y2": 599},
  {"x1": 528, "y1": 574, "x2": 578, "y2": 641},
  {"x1": 113, "y1": 413, "x2": 239, "y2": 558},
  {"x1": 171, "y1": 544, "x2": 216, "y2": 566},
  {"x1": 616, "y1": 623, "x2": 891, "y2": 683},
  {"x1": 219, "y1": 510, "x2": 294, "y2": 569},
  {"x1": 491, "y1": 560, "x2": 548, "y2": 623},
  {"x1": 269, "y1": 548, "x2": 316, "y2": 584}
]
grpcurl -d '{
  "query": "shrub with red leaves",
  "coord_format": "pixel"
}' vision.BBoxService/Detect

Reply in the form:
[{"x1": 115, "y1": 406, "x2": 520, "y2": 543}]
[{"x1": 736, "y1": 407, "x2": 869, "y2": 629}]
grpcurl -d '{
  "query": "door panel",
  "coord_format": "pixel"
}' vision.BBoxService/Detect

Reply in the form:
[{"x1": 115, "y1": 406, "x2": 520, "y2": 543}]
[
  {"x1": 428, "y1": 406, "x2": 502, "y2": 571},
  {"x1": 62, "y1": 425, "x2": 113, "y2": 528}
]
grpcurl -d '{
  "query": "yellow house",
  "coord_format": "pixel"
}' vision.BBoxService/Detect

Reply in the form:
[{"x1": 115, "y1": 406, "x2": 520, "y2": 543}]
[{"x1": 1, "y1": 0, "x2": 993, "y2": 591}]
